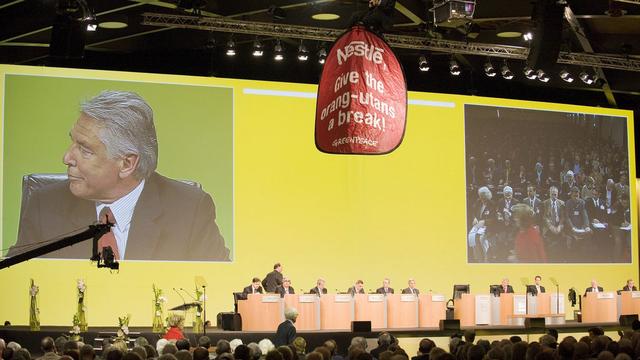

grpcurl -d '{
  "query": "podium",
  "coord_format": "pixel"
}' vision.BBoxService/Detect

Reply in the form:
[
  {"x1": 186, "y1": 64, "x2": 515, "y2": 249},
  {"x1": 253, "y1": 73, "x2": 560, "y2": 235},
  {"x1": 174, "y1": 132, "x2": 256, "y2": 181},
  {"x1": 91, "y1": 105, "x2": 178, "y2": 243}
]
[
  {"x1": 527, "y1": 293, "x2": 551, "y2": 315},
  {"x1": 387, "y1": 294, "x2": 419, "y2": 328},
  {"x1": 354, "y1": 294, "x2": 387, "y2": 329},
  {"x1": 490, "y1": 293, "x2": 514, "y2": 325},
  {"x1": 237, "y1": 294, "x2": 283, "y2": 331},
  {"x1": 619, "y1": 291, "x2": 640, "y2": 316},
  {"x1": 284, "y1": 294, "x2": 320, "y2": 330},
  {"x1": 582, "y1": 292, "x2": 617, "y2": 323},
  {"x1": 418, "y1": 294, "x2": 446, "y2": 328},
  {"x1": 320, "y1": 294, "x2": 354, "y2": 330},
  {"x1": 454, "y1": 293, "x2": 476, "y2": 327}
]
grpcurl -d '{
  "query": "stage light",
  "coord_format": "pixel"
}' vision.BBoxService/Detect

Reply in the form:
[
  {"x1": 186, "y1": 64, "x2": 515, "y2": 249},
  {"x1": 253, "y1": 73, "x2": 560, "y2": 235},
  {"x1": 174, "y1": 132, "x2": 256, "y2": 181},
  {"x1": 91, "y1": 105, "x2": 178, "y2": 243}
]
[
  {"x1": 297, "y1": 42, "x2": 309, "y2": 61},
  {"x1": 431, "y1": 0, "x2": 476, "y2": 28},
  {"x1": 252, "y1": 40, "x2": 263, "y2": 57},
  {"x1": 500, "y1": 62, "x2": 514, "y2": 80},
  {"x1": 449, "y1": 59, "x2": 461, "y2": 76},
  {"x1": 274, "y1": 40, "x2": 284, "y2": 61},
  {"x1": 318, "y1": 47, "x2": 327, "y2": 64},
  {"x1": 483, "y1": 59, "x2": 496, "y2": 77},
  {"x1": 418, "y1": 55, "x2": 430, "y2": 72},
  {"x1": 523, "y1": 32, "x2": 533, "y2": 41},
  {"x1": 579, "y1": 71, "x2": 595, "y2": 85},
  {"x1": 523, "y1": 66, "x2": 537, "y2": 80},
  {"x1": 225, "y1": 39, "x2": 236, "y2": 56},
  {"x1": 559, "y1": 69, "x2": 574, "y2": 83},
  {"x1": 536, "y1": 69, "x2": 550, "y2": 83}
]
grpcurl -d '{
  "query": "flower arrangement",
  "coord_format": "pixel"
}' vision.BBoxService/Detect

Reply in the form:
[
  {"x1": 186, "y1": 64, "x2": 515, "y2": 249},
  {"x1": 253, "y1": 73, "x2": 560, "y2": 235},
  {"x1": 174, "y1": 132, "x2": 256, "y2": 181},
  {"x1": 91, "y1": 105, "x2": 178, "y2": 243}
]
[
  {"x1": 116, "y1": 314, "x2": 131, "y2": 340},
  {"x1": 75, "y1": 279, "x2": 88, "y2": 331},
  {"x1": 193, "y1": 287, "x2": 204, "y2": 333},
  {"x1": 152, "y1": 284, "x2": 167, "y2": 333},
  {"x1": 29, "y1": 279, "x2": 40, "y2": 331},
  {"x1": 69, "y1": 314, "x2": 83, "y2": 342}
]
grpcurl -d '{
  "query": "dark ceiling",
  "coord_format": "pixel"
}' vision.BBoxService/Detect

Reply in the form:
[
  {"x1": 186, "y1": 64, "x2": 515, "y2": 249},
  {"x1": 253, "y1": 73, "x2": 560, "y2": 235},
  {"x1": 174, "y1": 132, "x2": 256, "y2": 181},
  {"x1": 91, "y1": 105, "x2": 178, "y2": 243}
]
[{"x1": 1, "y1": 1, "x2": 639, "y2": 136}]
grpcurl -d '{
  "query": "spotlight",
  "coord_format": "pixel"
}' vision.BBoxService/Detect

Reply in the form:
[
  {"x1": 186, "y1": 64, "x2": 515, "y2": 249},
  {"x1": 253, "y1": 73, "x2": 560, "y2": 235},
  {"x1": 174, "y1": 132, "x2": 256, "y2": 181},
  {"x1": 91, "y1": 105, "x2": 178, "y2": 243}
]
[
  {"x1": 579, "y1": 71, "x2": 595, "y2": 85},
  {"x1": 274, "y1": 40, "x2": 284, "y2": 61},
  {"x1": 418, "y1": 55, "x2": 430, "y2": 72},
  {"x1": 252, "y1": 40, "x2": 263, "y2": 57},
  {"x1": 483, "y1": 59, "x2": 496, "y2": 77},
  {"x1": 225, "y1": 39, "x2": 236, "y2": 56},
  {"x1": 523, "y1": 66, "x2": 537, "y2": 80},
  {"x1": 559, "y1": 69, "x2": 574, "y2": 83},
  {"x1": 536, "y1": 69, "x2": 550, "y2": 82},
  {"x1": 297, "y1": 42, "x2": 309, "y2": 61},
  {"x1": 317, "y1": 47, "x2": 327, "y2": 64},
  {"x1": 523, "y1": 32, "x2": 533, "y2": 41},
  {"x1": 449, "y1": 59, "x2": 461, "y2": 76},
  {"x1": 500, "y1": 62, "x2": 514, "y2": 80}
]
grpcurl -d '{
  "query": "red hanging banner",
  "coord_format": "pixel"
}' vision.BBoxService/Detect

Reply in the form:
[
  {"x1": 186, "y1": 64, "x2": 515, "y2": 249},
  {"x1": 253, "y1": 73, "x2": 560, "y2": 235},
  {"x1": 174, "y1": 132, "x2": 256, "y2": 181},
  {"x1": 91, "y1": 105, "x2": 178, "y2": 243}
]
[{"x1": 315, "y1": 26, "x2": 407, "y2": 154}]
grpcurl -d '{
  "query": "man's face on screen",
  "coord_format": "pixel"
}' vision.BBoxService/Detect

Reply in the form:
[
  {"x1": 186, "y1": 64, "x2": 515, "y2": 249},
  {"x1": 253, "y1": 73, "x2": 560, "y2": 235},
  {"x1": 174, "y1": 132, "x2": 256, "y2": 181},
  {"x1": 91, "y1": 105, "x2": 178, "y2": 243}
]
[{"x1": 63, "y1": 114, "x2": 123, "y2": 202}]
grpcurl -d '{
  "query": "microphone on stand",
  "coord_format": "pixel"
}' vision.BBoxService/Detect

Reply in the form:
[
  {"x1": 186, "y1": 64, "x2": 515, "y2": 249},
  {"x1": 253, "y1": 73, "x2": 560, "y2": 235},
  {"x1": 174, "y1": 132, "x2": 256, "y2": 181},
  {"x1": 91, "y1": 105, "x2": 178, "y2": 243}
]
[
  {"x1": 173, "y1": 288, "x2": 188, "y2": 318},
  {"x1": 180, "y1": 287, "x2": 197, "y2": 301}
]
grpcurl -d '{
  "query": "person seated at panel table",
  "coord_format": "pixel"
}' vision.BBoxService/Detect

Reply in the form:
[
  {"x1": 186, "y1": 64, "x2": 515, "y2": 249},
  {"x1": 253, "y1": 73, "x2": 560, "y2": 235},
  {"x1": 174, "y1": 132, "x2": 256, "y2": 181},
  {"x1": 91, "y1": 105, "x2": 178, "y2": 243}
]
[
  {"x1": 276, "y1": 277, "x2": 296, "y2": 297},
  {"x1": 527, "y1": 275, "x2": 546, "y2": 295},
  {"x1": 242, "y1": 277, "x2": 264, "y2": 297},
  {"x1": 375, "y1": 278, "x2": 394, "y2": 295},
  {"x1": 584, "y1": 279, "x2": 604, "y2": 296},
  {"x1": 497, "y1": 278, "x2": 514, "y2": 294},
  {"x1": 348, "y1": 280, "x2": 366, "y2": 295},
  {"x1": 402, "y1": 278, "x2": 420, "y2": 295},
  {"x1": 622, "y1": 279, "x2": 637, "y2": 292},
  {"x1": 309, "y1": 278, "x2": 328, "y2": 296}
]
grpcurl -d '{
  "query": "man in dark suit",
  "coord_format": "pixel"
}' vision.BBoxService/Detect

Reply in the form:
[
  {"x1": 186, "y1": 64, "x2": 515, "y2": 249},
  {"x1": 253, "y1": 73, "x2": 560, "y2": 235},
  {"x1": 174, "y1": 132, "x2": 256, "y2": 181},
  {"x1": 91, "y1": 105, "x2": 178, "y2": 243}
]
[
  {"x1": 584, "y1": 279, "x2": 604, "y2": 296},
  {"x1": 542, "y1": 186, "x2": 566, "y2": 258},
  {"x1": 586, "y1": 187, "x2": 607, "y2": 224},
  {"x1": 411, "y1": 338, "x2": 435, "y2": 360},
  {"x1": 375, "y1": 278, "x2": 394, "y2": 295},
  {"x1": 274, "y1": 308, "x2": 298, "y2": 346},
  {"x1": 309, "y1": 278, "x2": 328, "y2": 296},
  {"x1": 402, "y1": 278, "x2": 420, "y2": 295},
  {"x1": 348, "y1": 280, "x2": 365, "y2": 295},
  {"x1": 369, "y1": 332, "x2": 392, "y2": 359},
  {"x1": 242, "y1": 277, "x2": 264, "y2": 298},
  {"x1": 523, "y1": 185, "x2": 542, "y2": 224},
  {"x1": 622, "y1": 279, "x2": 637, "y2": 292},
  {"x1": 528, "y1": 275, "x2": 546, "y2": 295},
  {"x1": 6, "y1": 90, "x2": 229, "y2": 262},
  {"x1": 497, "y1": 278, "x2": 514, "y2": 294},
  {"x1": 276, "y1": 278, "x2": 295, "y2": 297},
  {"x1": 39, "y1": 337, "x2": 60, "y2": 360},
  {"x1": 262, "y1": 263, "x2": 284, "y2": 293},
  {"x1": 566, "y1": 186, "x2": 592, "y2": 246}
]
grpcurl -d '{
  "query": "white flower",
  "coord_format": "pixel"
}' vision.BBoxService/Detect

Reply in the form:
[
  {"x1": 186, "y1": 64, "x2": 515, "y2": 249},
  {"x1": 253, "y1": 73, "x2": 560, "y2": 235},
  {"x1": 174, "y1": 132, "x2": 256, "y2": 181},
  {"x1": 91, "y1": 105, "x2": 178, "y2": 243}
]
[
  {"x1": 121, "y1": 325, "x2": 129, "y2": 335},
  {"x1": 158, "y1": 296, "x2": 168, "y2": 303},
  {"x1": 199, "y1": 294, "x2": 207, "y2": 302},
  {"x1": 30, "y1": 286, "x2": 39, "y2": 297},
  {"x1": 196, "y1": 312, "x2": 201, "y2": 317},
  {"x1": 77, "y1": 279, "x2": 86, "y2": 292},
  {"x1": 155, "y1": 310, "x2": 162, "y2": 316},
  {"x1": 72, "y1": 325, "x2": 80, "y2": 334},
  {"x1": 82, "y1": 306, "x2": 87, "y2": 312}
]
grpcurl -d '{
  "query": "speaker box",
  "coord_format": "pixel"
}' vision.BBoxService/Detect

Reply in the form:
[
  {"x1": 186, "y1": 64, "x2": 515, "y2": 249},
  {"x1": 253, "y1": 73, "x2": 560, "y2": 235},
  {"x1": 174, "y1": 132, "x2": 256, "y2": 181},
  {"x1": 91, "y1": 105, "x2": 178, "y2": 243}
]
[
  {"x1": 525, "y1": 317, "x2": 546, "y2": 329},
  {"x1": 217, "y1": 312, "x2": 242, "y2": 331},
  {"x1": 527, "y1": 0, "x2": 564, "y2": 70},
  {"x1": 351, "y1": 321, "x2": 371, "y2": 332},
  {"x1": 439, "y1": 319, "x2": 460, "y2": 331},
  {"x1": 619, "y1": 314, "x2": 638, "y2": 327}
]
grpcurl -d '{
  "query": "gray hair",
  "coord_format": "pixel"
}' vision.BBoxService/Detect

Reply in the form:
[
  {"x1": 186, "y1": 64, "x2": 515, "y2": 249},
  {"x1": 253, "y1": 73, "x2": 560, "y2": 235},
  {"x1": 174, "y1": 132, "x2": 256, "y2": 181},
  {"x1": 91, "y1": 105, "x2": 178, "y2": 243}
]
[
  {"x1": 478, "y1": 186, "x2": 492, "y2": 200},
  {"x1": 247, "y1": 343, "x2": 262, "y2": 360},
  {"x1": 284, "y1": 307, "x2": 299, "y2": 321},
  {"x1": 350, "y1": 337, "x2": 367, "y2": 350},
  {"x1": 81, "y1": 90, "x2": 158, "y2": 179}
]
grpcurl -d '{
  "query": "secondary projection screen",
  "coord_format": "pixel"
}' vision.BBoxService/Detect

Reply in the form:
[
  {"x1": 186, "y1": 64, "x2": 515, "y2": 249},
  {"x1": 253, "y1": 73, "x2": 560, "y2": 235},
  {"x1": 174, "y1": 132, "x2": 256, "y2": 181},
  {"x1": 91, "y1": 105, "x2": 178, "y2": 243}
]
[{"x1": 465, "y1": 105, "x2": 631, "y2": 264}]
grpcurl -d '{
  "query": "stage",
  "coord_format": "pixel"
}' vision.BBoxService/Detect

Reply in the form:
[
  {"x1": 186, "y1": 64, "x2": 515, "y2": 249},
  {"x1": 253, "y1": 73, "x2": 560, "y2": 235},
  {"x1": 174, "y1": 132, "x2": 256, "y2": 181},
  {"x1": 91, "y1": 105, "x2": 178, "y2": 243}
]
[{"x1": 0, "y1": 322, "x2": 627, "y2": 357}]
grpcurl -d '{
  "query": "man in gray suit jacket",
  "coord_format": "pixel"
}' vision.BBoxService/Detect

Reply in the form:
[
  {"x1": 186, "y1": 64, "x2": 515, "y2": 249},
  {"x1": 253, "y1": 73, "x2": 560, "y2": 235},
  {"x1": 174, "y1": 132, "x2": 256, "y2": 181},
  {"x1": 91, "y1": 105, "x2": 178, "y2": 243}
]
[{"x1": 402, "y1": 278, "x2": 420, "y2": 295}]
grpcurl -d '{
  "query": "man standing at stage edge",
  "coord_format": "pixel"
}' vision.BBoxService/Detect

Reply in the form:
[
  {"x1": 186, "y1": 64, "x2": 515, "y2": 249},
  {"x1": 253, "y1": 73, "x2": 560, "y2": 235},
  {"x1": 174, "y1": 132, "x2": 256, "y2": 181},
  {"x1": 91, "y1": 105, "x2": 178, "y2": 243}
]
[{"x1": 263, "y1": 263, "x2": 284, "y2": 293}]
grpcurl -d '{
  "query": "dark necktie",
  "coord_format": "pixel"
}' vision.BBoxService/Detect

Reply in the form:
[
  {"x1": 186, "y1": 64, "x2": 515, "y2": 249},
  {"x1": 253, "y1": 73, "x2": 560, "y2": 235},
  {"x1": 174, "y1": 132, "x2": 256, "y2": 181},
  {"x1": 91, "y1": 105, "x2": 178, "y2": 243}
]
[{"x1": 98, "y1": 207, "x2": 120, "y2": 260}]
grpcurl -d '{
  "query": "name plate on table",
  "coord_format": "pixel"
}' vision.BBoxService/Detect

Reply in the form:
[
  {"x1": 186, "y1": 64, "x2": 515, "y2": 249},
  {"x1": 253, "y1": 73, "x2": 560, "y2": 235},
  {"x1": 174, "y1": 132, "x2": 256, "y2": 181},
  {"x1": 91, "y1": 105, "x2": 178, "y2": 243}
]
[
  {"x1": 335, "y1": 294, "x2": 353, "y2": 302},
  {"x1": 261, "y1": 295, "x2": 281, "y2": 303},
  {"x1": 597, "y1": 292, "x2": 615, "y2": 299},
  {"x1": 368, "y1": 294, "x2": 385, "y2": 302},
  {"x1": 401, "y1": 294, "x2": 417, "y2": 302},
  {"x1": 632, "y1": 292, "x2": 640, "y2": 299},
  {"x1": 432, "y1": 294, "x2": 446, "y2": 302},
  {"x1": 299, "y1": 295, "x2": 318, "y2": 303}
]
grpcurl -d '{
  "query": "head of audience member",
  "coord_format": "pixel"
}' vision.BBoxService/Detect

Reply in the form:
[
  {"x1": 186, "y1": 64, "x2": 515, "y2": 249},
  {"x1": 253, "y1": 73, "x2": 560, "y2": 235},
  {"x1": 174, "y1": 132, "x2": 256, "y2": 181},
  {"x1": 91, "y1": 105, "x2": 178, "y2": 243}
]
[
  {"x1": 549, "y1": 187, "x2": 559, "y2": 201},
  {"x1": 107, "y1": 349, "x2": 124, "y2": 360},
  {"x1": 277, "y1": 346, "x2": 294, "y2": 360},
  {"x1": 247, "y1": 343, "x2": 262, "y2": 360},
  {"x1": 265, "y1": 350, "x2": 283, "y2": 360},
  {"x1": 565, "y1": 171, "x2": 575, "y2": 184},
  {"x1": 258, "y1": 339, "x2": 275, "y2": 356},
  {"x1": 503, "y1": 187, "x2": 513, "y2": 201},
  {"x1": 379, "y1": 351, "x2": 394, "y2": 360},
  {"x1": 570, "y1": 186, "x2": 580, "y2": 200},
  {"x1": 230, "y1": 339, "x2": 244, "y2": 353},
  {"x1": 351, "y1": 337, "x2": 368, "y2": 351},
  {"x1": 606, "y1": 179, "x2": 615, "y2": 191},
  {"x1": 511, "y1": 341, "x2": 528, "y2": 360},
  {"x1": 156, "y1": 339, "x2": 170, "y2": 355},
  {"x1": 285, "y1": 308, "x2": 299, "y2": 323},
  {"x1": 317, "y1": 279, "x2": 326, "y2": 291},
  {"x1": 556, "y1": 339, "x2": 574, "y2": 360},
  {"x1": 417, "y1": 339, "x2": 435, "y2": 356},
  {"x1": 354, "y1": 280, "x2": 364, "y2": 292},
  {"x1": 134, "y1": 338, "x2": 149, "y2": 348},
  {"x1": 79, "y1": 344, "x2": 95, "y2": 360},
  {"x1": 539, "y1": 335, "x2": 557, "y2": 350},
  {"x1": 478, "y1": 187, "x2": 492, "y2": 204},
  {"x1": 429, "y1": 348, "x2": 447, "y2": 360},
  {"x1": 467, "y1": 345, "x2": 485, "y2": 360},
  {"x1": 512, "y1": 204, "x2": 535, "y2": 229},
  {"x1": 63, "y1": 90, "x2": 158, "y2": 203},
  {"x1": 163, "y1": 344, "x2": 178, "y2": 356},
  {"x1": 527, "y1": 185, "x2": 536, "y2": 200},
  {"x1": 193, "y1": 348, "x2": 209, "y2": 360},
  {"x1": 307, "y1": 353, "x2": 324, "y2": 360},
  {"x1": 174, "y1": 350, "x2": 192, "y2": 360},
  {"x1": 348, "y1": 345, "x2": 365, "y2": 360},
  {"x1": 573, "y1": 342, "x2": 590, "y2": 360},
  {"x1": 525, "y1": 343, "x2": 541, "y2": 360},
  {"x1": 235, "y1": 345, "x2": 251, "y2": 360},
  {"x1": 41, "y1": 337, "x2": 57, "y2": 354},
  {"x1": 358, "y1": 353, "x2": 374, "y2": 360},
  {"x1": 598, "y1": 352, "x2": 615, "y2": 360},
  {"x1": 217, "y1": 340, "x2": 232, "y2": 356},
  {"x1": 158, "y1": 354, "x2": 177, "y2": 360},
  {"x1": 198, "y1": 336, "x2": 211, "y2": 349},
  {"x1": 143, "y1": 345, "x2": 157, "y2": 359},
  {"x1": 167, "y1": 313, "x2": 185, "y2": 330},
  {"x1": 176, "y1": 339, "x2": 190, "y2": 351},
  {"x1": 378, "y1": 332, "x2": 392, "y2": 348},
  {"x1": 293, "y1": 338, "x2": 307, "y2": 355},
  {"x1": 123, "y1": 352, "x2": 142, "y2": 360},
  {"x1": 252, "y1": 278, "x2": 262, "y2": 290}
]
